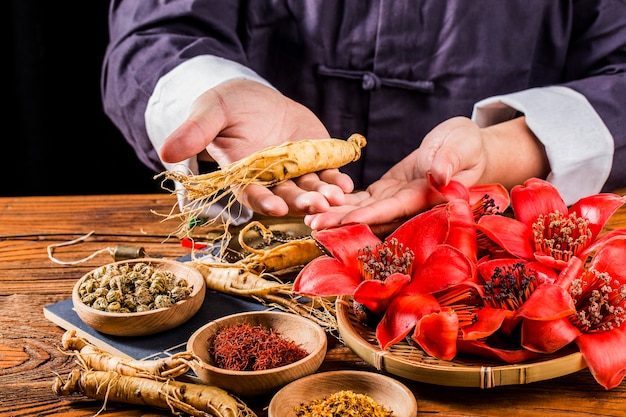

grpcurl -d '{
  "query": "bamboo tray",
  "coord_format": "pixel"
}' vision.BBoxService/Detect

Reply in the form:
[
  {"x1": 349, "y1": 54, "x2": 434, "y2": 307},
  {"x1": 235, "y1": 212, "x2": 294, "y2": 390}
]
[{"x1": 336, "y1": 296, "x2": 587, "y2": 388}]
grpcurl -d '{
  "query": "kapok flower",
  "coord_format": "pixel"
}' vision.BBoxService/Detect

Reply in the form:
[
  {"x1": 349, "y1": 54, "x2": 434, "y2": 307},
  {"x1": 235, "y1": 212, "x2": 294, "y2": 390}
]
[
  {"x1": 476, "y1": 178, "x2": 626, "y2": 270},
  {"x1": 428, "y1": 173, "x2": 511, "y2": 221},
  {"x1": 516, "y1": 235, "x2": 626, "y2": 389},
  {"x1": 293, "y1": 199, "x2": 477, "y2": 325},
  {"x1": 477, "y1": 258, "x2": 559, "y2": 335},
  {"x1": 376, "y1": 280, "x2": 504, "y2": 360}
]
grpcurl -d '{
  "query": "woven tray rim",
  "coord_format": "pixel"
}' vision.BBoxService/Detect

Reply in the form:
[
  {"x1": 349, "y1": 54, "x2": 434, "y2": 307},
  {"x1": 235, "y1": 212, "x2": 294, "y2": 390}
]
[{"x1": 336, "y1": 296, "x2": 587, "y2": 388}]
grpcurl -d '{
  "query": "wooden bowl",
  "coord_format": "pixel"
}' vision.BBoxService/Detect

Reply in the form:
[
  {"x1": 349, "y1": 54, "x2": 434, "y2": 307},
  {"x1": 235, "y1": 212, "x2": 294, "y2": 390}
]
[
  {"x1": 268, "y1": 370, "x2": 417, "y2": 417},
  {"x1": 187, "y1": 311, "x2": 327, "y2": 397},
  {"x1": 72, "y1": 258, "x2": 205, "y2": 336}
]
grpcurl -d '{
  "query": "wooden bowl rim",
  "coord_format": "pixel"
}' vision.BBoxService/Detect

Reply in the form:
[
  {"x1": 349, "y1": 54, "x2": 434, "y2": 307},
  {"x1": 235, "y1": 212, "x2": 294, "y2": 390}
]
[
  {"x1": 268, "y1": 369, "x2": 417, "y2": 417},
  {"x1": 187, "y1": 310, "x2": 327, "y2": 376},
  {"x1": 72, "y1": 258, "x2": 205, "y2": 318}
]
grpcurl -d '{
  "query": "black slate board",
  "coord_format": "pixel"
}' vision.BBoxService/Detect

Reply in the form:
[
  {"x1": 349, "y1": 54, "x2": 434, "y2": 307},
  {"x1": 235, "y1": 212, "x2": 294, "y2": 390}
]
[{"x1": 44, "y1": 290, "x2": 268, "y2": 362}]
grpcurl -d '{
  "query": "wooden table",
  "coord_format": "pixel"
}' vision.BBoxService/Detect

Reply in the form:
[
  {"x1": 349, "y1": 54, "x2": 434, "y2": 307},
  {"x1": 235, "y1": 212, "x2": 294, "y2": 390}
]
[{"x1": 1, "y1": 193, "x2": 626, "y2": 417}]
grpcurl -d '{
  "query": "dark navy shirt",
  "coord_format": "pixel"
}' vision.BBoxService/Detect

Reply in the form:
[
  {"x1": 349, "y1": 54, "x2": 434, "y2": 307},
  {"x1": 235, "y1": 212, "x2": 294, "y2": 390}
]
[{"x1": 102, "y1": 0, "x2": 626, "y2": 192}]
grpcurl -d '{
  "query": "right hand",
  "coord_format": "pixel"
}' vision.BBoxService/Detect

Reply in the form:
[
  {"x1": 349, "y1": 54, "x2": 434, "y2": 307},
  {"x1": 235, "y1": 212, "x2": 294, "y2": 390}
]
[
  {"x1": 305, "y1": 116, "x2": 549, "y2": 236},
  {"x1": 159, "y1": 79, "x2": 354, "y2": 216}
]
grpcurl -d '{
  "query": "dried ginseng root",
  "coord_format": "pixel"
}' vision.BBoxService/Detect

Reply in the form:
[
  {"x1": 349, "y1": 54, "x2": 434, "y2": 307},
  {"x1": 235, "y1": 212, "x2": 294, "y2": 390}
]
[
  {"x1": 189, "y1": 261, "x2": 338, "y2": 333},
  {"x1": 159, "y1": 134, "x2": 366, "y2": 200},
  {"x1": 60, "y1": 329, "x2": 199, "y2": 380},
  {"x1": 235, "y1": 220, "x2": 323, "y2": 274},
  {"x1": 155, "y1": 134, "x2": 367, "y2": 235},
  {"x1": 53, "y1": 369, "x2": 257, "y2": 417}
]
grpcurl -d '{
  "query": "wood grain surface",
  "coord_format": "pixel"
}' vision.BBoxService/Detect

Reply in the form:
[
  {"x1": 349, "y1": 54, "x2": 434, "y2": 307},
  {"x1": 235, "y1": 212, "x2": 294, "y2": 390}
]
[{"x1": 2, "y1": 192, "x2": 626, "y2": 417}]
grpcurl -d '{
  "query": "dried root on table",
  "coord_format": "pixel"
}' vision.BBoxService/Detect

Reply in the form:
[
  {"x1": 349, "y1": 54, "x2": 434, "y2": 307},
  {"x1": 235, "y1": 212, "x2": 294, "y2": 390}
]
[
  {"x1": 189, "y1": 260, "x2": 338, "y2": 334},
  {"x1": 54, "y1": 330, "x2": 256, "y2": 417},
  {"x1": 235, "y1": 220, "x2": 324, "y2": 275},
  {"x1": 53, "y1": 369, "x2": 255, "y2": 417},
  {"x1": 60, "y1": 329, "x2": 198, "y2": 380},
  {"x1": 155, "y1": 134, "x2": 366, "y2": 237},
  {"x1": 187, "y1": 220, "x2": 338, "y2": 334}
]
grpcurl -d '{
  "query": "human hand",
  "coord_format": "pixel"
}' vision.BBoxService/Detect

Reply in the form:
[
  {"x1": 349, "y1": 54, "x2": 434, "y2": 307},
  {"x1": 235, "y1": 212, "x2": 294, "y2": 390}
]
[
  {"x1": 305, "y1": 116, "x2": 547, "y2": 236},
  {"x1": 159, "y1": 79, "x2": 354, "y2": 216}
]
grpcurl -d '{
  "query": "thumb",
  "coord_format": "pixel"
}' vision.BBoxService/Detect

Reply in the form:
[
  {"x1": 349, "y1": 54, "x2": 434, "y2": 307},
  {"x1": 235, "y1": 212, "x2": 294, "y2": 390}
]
[{"x1": 159, "y1": 92, "x2": 227, "y2": 163}]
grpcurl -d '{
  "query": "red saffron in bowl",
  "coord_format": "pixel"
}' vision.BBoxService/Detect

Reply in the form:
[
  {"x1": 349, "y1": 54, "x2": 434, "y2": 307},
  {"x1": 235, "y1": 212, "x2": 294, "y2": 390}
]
[{"x1": 210, "y1": 322, "x2": 309, "y2": 371}]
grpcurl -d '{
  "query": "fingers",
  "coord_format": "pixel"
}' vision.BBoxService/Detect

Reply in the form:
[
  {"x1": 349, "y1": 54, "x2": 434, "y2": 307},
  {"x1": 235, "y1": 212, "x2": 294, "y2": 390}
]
[
  {"x1": 237, "y1": 180, "x2": 344, "y2": 217},
  {"x1": 236, "y1": 184, "x2": 290, "y2": 216},
  {"x1": 293, "y1": 171, "x2": 353, "y2": 205},
  {"x1": 305, "y1": 182, "x2": 444, "y2": 232},
  {"x1": 316, "y1": 169, "x2": 355, "y2": 194}
]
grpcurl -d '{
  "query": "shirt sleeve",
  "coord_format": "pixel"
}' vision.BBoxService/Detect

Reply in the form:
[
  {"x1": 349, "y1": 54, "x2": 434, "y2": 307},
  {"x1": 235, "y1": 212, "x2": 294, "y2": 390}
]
[
  {"x1": 472, "y1": 86, "x2": 613, "y2": 205},
  {"x1": 146, "y1": 55, "x2": 275, "y2": 225}
]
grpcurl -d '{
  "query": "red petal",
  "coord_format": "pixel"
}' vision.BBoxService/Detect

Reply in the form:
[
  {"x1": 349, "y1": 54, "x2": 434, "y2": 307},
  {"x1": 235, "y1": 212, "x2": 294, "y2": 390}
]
[
  {"x1": 587, "y1": 235, "x2": 626, "y2": 281},
  {"x1": 510, "y1": 178, "x2": 568, "y2": 227},
  {"x1": 404, "y1": 245, "x2": 474, "y2": 295},
  {"x1": 389, "y1": 204, "x2": 450, "y2": 264},
  {"x1": 554, "y1": 256, "x2": 584, "y2": 289},
  {"x1": 468, "y1": 183, "x2": 511, "y2": 214},
  {"x1": 312, "y1": 223, "x2": 381, "y2": 277},
  {"x1": 533, "y1": 253, "x2": 568, "y2": 270},
  {"x1": 293, "y1": 256, "x2": 361, "y2": 296},
  {"x1": 461, "y1": 307, "x2": 509, "y2": 340},
  {"x1": 576, "y1": 329, "x2": 626, "y2": 390},
  {"x1": 429, "y1": 173, "x2": 470, "y2": 202},
  {"x1": 376, "y1": 294, "x2": 440, "y2": 350},
  {"x1": 445, "y1": 199, "x2": 478, "y2": 260},
  {"x1": 412, "y1": 309, "x2": 459, "y2": 361},
  {"x1": 515, "y1": 283, "x2": 576, "y2": 321},
  {"x1": 569, "y1": 193, "x2": 626, "y2": 241},
  {"x1": 457, "y1": 339, "x2": 542, "y2": 364},
  {"x1": 520, "y1": 317, "x2": 580, "y2": 353},
  {"x1": 581, "y1": 229, "x2": 626, "y2": 259},
  {"x1": 476, "y1": 215, "x2": 535, "y2": 260},
  {"x1": 353, "y1": 273, "x2": 411, "y2": 315}
]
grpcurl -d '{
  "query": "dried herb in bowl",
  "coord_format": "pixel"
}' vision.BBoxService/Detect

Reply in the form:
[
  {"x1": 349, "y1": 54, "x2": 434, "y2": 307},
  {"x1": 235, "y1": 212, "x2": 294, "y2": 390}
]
[
  {"x1": 210, "y1": 323, "x2": 309, "y2": 371},
  {"x1": 77, "y1": 261, "x2": 193, "y2": 313},
  {"x1": 294, "y1": 390, "x2": 393, "y2": 417}
]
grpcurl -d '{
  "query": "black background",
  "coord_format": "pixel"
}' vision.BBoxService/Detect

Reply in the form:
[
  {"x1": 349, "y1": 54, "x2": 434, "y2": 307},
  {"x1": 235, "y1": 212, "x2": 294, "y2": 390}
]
[{"x1": 5, "y1": 1, "x2": 163, "y2": 197}]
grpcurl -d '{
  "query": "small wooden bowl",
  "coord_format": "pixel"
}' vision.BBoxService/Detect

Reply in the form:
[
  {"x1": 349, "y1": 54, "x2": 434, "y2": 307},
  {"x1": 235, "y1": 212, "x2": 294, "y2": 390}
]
[
  {"x1": 72, "y1": 258, "x2": 205, "y2": 336},
  {"x1": 187, "y1": 311, "x2": 327, "y2": 397},
  {"x1": 268, "y1": 370, "x2": 418, "y2": 417}
]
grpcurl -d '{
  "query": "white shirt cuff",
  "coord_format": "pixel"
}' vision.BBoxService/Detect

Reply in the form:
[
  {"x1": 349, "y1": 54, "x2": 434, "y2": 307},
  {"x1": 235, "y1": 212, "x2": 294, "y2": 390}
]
[
  {"x1": 145, "y1": 55, "x2": 275, "y2": 224},
  {"x1": 472, "y1": 86, "x2": 613, "y2": 205}
]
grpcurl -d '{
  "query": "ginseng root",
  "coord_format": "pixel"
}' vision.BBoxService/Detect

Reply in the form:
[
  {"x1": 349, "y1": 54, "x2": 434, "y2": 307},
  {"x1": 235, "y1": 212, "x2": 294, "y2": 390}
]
[
  {"x1": 189, "y1": 261, "x2": 337, "y2": 332},
  {"x1": 155, "y1": 134, "x2": 366, "y2": 235},
  {"x1": 236, "y1": 221, "x2": 323, "y2": 274},
  {"x1": 61, "y1": 330, "x2": 198, "y2": 380},
  {"x1": 159, "y1": 134, "x2": 366, "y2": 200},
  {"x1": 189, "y1": 262, "x2": 293, "y2": 296},
  {"x1": 52, "y1": 369, "x2": 255, "y2": 417}
]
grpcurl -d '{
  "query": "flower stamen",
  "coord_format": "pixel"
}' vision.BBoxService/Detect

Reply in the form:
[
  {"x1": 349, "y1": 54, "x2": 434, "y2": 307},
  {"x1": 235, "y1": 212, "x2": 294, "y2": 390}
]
[
  {"x1": 356, "y1": 238, "x2": 414, "y2": 281},
  {"x1": 532, "y1": 210, "x2": 591, "y2": 262},
  {"x1": 472, "y1": 194, "x2": 503, "y2": 219},
  {"x1": 569, "y1": 269, "x2": 626, "y2": 332},
  {"x1": 482, "y1": 262, "x2": 539, "y2": 310}
]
